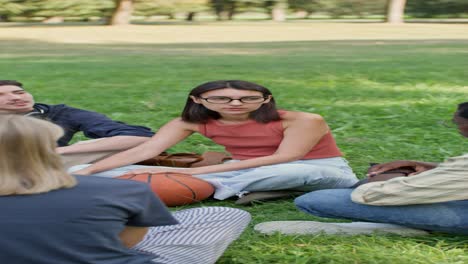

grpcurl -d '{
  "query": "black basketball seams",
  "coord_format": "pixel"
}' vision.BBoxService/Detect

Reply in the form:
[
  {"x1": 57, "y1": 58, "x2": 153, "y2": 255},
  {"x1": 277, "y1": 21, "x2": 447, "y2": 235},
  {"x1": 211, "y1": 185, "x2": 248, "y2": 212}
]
[
  {"x1": 146, "y1": 173, "x2": 152, "y2": 183},
  {"x1": 164, "y1": 173, "x2": 197, "y2": 200}
]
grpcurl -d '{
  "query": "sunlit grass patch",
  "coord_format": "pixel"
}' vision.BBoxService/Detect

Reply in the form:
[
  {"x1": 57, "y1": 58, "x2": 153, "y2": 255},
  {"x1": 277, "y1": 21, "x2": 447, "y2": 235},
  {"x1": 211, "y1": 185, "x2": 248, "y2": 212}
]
[{"x1": 1, "y1": 28, "x2": 468, "y2": 263}]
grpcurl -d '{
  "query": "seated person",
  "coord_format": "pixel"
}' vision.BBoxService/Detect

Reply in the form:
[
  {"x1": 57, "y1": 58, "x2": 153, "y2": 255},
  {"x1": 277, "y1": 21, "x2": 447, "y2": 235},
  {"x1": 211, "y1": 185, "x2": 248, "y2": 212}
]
[
  {"x1": 0, "y1": 80, "x2": 154, "y2": 167},
  {"x1": 70, "y1": 80, "x2": 358, "y2": 203},
  {"x1": 0, "y1": 114, "x2": 251, "y2": 264},
  {"x1": 291, "y1": 102, "x2": 468, "y2": 235}
]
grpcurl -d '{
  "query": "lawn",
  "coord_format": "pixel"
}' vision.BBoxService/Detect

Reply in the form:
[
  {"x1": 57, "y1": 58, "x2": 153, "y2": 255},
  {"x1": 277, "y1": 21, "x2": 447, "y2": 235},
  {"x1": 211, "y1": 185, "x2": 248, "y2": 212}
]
[{"x1": 1, "y1": 22, "x2": 468, "y2": 263}]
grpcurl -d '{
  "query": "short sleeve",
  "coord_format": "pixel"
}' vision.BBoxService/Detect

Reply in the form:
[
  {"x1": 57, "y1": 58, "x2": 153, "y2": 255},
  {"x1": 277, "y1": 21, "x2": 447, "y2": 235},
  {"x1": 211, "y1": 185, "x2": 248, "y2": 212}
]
[{"x1": 126, "y1": 184, "x2": 178, "y2": 227}]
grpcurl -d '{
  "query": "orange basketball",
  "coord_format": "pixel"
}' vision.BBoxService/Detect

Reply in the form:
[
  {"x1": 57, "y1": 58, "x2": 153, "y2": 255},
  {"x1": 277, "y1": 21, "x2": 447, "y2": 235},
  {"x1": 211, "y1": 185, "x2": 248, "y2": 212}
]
[{"x1": 117, "y1": 172, "x2": 215, "y2": 207}]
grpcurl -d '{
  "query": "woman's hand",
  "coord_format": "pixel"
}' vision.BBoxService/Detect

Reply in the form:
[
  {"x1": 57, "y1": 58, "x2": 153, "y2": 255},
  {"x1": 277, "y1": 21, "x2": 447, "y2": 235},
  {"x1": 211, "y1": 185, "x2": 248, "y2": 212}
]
[{"x1": 367, "y1": 160, "x2": 437, "y2": 177}]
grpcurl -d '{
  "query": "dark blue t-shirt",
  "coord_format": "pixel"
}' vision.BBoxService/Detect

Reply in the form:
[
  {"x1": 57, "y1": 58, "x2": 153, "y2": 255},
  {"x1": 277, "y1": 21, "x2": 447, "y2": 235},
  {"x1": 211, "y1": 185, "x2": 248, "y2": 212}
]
[
  {"x1": 30, "y1": 103, "x2": 155, "y2": 146},
  {"x1": 0, "y1": 176, "x2": 178, "y2": 264}
]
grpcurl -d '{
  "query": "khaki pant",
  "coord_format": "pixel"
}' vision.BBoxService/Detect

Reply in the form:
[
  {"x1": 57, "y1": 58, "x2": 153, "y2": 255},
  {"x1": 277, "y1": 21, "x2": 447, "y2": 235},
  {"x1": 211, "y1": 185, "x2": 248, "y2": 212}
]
[
  {"x1": 61, "y1": 150, "x2": 120, "y2": 169},
  {"x1": 60, "y1": 139, "x2": 122, "y2": 169}
]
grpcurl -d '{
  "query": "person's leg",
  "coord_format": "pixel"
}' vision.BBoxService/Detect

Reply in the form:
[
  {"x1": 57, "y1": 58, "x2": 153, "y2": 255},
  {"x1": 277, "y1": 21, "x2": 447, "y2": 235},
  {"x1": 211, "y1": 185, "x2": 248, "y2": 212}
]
[
  {"x1": 244, "y1": 160, "x2": 357, "y2": 192},
  {"x1": 196, "y1": 158, "x2": 358, "y2": 200},
  {"x1": 294, "y1": 189, "x2": 468, "y2": 235},
  {"x1": 132, "y1": 207, "x2": 251, "y2": 264}
]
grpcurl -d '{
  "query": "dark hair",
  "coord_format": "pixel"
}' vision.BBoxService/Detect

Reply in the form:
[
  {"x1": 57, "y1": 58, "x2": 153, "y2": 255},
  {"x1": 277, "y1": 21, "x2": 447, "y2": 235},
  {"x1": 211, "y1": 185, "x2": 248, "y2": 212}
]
[
  {"x1": 457, "y1": 102, "x2": 468, "y2": 119},
  {"x1": 0, "y1": 80, "x2": 23, "y2": 88},
  {"x1": 181, "y1": 80, "x2": 280, "y2": 123}
]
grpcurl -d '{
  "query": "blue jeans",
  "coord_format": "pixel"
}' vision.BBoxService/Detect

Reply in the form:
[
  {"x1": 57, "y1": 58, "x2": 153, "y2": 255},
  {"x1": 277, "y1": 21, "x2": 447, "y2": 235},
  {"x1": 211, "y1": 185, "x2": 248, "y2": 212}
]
[
  {"x1": 197, "y1": 157, "x2": 358, "y2": 200},
  {"x1": 295, "y1": 189, "x2": 468, "y2": 235},
  {"x1": 69, "y1": 157, "x2": 358, "y2": 200}
]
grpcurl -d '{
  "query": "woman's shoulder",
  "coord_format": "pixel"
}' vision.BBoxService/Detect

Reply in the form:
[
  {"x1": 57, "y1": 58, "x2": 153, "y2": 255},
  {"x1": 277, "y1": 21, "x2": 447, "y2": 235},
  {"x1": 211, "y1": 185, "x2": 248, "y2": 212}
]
[
  {"x1": 279, "y1": 110, "x2": 324, "y2": 122},
  {"x1": 167, "y1": 117, "x2": 200, "y2": 131}
]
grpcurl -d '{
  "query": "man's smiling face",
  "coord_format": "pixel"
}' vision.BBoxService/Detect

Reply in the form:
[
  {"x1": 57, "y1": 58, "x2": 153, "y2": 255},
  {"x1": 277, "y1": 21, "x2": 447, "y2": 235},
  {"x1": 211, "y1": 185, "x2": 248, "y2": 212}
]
[{"x1": 0, "y1": 85, "x2": 35, "y2": 113}]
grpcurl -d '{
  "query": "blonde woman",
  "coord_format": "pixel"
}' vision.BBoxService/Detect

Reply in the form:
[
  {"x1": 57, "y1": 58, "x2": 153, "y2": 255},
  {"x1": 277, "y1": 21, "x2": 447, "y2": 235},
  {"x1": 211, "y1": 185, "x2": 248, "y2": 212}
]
[{"x1": 0, "y1": 115, "x2": 250, "y2": 264}]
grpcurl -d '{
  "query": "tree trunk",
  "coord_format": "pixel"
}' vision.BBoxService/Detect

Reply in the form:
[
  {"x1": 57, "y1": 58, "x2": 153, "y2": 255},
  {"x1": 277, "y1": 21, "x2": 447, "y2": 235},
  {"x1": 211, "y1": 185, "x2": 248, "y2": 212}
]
[
  {"x1": 271, "y1": 0, "x2": 288, "y2": 22},
  {"x1": 386, "y1": 0, "x2": 407, "y2": 24},
  {"x1": 227, "y1": 3, "x2": 236, "y2": 20},
  {"x1": 43, "y1": 16, "x2": 64, "y2": 24},
  {"x1": 0, "y1": 15, "x2": 9, "y2": 22},
  {"x1": 109, "y1": 0, "x2": 133, "y2": 26},
  {"x1": 186, "y1": 12, "x2": 196, "y2": 21}
]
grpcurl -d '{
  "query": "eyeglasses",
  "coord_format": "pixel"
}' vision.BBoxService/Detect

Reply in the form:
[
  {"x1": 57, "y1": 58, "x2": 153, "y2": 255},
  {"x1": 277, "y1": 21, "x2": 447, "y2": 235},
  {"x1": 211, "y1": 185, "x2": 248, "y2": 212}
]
[{"x1": 199, "y1": 96, "x2": 268, "y2": 104}]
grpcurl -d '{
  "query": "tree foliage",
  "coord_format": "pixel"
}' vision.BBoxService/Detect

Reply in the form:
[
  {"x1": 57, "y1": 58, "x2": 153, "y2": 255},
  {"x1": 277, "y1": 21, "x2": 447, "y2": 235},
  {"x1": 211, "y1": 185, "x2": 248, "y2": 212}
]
[
  {"x1": 134, "y1": 0, "x2": 209, "y2": 19},
  {"x1": 0, "y1": 0, "x2": 466, "y2": 23},
  {"x1": 406, "y1": 0, "x2": 468, "y2": 18}
]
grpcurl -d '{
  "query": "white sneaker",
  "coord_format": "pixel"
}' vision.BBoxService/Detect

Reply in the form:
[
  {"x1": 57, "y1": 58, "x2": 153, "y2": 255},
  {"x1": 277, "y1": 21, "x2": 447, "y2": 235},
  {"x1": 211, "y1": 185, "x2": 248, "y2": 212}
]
[{"x1": 254, "y1": 221, "x2": 429, "y2": 236}]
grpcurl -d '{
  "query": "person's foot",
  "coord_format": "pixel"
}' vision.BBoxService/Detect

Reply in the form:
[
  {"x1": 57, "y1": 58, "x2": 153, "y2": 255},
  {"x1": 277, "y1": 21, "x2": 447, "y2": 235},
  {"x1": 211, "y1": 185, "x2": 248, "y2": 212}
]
[
  {"x1": 235, "y1": 191, "x2": 305, "y2": 205},
  {"x1": 254, "y1": 221, "x2": 429, "y2": 236}
]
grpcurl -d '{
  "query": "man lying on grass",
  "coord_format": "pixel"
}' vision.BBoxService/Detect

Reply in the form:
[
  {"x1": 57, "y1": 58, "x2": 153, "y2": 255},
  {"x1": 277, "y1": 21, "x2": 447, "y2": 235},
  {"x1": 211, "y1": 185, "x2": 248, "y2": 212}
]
[{"x1": 0, "y1": 80, "x2": 154, "y2": 168}]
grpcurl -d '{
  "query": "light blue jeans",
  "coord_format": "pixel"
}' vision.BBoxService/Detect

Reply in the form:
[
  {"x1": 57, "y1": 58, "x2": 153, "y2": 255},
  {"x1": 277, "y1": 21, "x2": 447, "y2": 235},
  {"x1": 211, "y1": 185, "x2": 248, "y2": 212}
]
[
  {"x1": 69, "y1": 157, "x2": 358, "y2": 200},
  {"x1": 295, "y1": 189, "x2": 468, "y2": 235}
]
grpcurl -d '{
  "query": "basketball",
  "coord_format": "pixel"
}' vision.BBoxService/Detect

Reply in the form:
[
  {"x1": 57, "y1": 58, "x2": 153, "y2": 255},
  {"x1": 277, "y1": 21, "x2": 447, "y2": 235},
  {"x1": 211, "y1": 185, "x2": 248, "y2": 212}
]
[{"x1": 117, "y1": 172, "x2": 215, "y2": 207}]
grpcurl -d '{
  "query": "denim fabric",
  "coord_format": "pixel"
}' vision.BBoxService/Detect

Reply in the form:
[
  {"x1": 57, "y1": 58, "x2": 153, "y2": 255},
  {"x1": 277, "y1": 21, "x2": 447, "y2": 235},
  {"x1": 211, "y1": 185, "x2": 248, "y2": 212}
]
[
  {"x1": 32, "y1": 103, "x2": 154, "y2": 146},
  {"x1": 69, "y1": 157, "x2": 358, "y2": 200},
  {"x1": 295, "y1": 189, "x2": 468, "y2": 235},
  {"x1": 197, "y1": 157, "x2": 358, "y2": 199}
]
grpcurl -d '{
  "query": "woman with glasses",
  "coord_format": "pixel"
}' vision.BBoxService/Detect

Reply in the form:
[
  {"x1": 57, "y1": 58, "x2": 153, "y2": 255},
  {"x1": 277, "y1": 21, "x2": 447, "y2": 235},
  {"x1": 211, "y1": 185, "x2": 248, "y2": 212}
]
[{"x1": 72, "y1": 80, "x2": 358, "y2": 202}]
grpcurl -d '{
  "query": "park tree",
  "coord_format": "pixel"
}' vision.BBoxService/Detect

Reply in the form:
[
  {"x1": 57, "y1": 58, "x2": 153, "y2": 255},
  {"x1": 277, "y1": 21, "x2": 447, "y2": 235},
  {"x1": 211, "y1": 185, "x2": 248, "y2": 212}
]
[
  {"x1": 311, "y1": 0, "x2": 386, "y2": 19},
  {"x1": 287, "y1": 0, "x2": 320, "y2": 17},
  {"x1": 386, "y1": 0, "x2": 406, "y2": 23},
  {"x1": 406, "y1": 0, "x2": 468, "y2": 18},
  {"x1": 209, "y1": 0, "x2": 264, "y2": 21},
  {"x1": 0, "y1": 0, "x2": 27, "y2": 21},
  {"x1": 109, "y1": 0, "x2": 133, "y2": 25},
  {"x1": 34, "y1": 0, "x2": 113, "y2": 23},
  {"x1": 210, "y1": 0, "x2": 236, "y2": 20},
  {"x1": 264, "y1": 0, "x2": 289, "y2": 21},
  {"x1": 134, "y1": 0, "x2": 208, "y2": 21},
  {"x1": 3, "y1": 0, "x2": 113, "y2": 23}
]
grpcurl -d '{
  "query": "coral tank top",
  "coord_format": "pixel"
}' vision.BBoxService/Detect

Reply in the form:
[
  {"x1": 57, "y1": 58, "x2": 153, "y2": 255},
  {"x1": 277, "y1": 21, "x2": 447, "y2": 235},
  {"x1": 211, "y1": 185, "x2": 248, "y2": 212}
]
[{"x1": 198, "y1": 113, "x2": 342, "y2": 160}]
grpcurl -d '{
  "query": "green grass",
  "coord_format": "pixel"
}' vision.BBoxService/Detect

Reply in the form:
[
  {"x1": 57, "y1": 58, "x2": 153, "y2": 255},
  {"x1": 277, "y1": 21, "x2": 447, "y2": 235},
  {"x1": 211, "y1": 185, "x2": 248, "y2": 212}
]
[{"x1": 1, "y1": 24, "x2": 468, "y2": 263}]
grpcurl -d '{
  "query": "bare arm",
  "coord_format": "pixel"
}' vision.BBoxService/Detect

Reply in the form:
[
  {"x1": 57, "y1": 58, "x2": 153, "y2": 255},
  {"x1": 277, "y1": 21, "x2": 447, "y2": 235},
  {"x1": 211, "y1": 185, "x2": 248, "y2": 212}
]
[
  {"x1": 119, "y1": 226, "x2": 149, "y2": 248},
  {"x1": 73, "y1": 118, "x2": 196, "y2": 175},
  {"x1": 56, "y1": 136, "x2": 150, "y2": 154},
  {"x1": 129, "y1": 111, "x2": 329, "y2": 175}
]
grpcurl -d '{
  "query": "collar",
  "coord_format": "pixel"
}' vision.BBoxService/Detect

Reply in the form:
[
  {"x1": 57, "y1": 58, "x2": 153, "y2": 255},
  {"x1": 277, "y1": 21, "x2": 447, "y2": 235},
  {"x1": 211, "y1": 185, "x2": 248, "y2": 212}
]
[{"x1": 24, "y1": 105, "x2": 45, "y2": 117}]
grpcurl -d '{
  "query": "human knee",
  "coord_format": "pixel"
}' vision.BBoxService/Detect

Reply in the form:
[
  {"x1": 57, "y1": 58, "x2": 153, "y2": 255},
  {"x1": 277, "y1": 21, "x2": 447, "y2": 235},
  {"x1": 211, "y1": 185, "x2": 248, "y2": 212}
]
[
  {"x1": 212, "y1": 207, "x2": 252, "y2": 223},
  {"x1": 295, "y1": 189, "x2": 353, "y2": 216},
  {"x1": 178, "y1": 207, "x2": 251, "y2": 224},
  {"x1": 294, "y1": 190, "x2": 329, "y2": 212}
]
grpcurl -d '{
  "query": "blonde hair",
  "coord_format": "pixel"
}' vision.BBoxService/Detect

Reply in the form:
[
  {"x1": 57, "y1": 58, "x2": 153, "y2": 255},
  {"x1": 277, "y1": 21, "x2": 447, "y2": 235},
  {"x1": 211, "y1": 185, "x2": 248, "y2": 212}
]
[{"x1": 0, "y1": 115, "x2": 76, "y2": 195}]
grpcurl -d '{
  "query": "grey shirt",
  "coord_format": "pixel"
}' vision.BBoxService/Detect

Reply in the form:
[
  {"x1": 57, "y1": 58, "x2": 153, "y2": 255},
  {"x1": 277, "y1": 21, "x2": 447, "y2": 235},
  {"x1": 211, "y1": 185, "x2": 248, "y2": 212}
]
[{"x1": 0, "y1": 176, "x2": 178, "y2": 264}]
